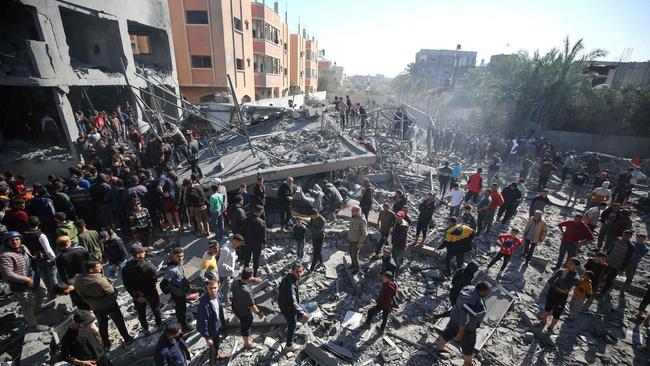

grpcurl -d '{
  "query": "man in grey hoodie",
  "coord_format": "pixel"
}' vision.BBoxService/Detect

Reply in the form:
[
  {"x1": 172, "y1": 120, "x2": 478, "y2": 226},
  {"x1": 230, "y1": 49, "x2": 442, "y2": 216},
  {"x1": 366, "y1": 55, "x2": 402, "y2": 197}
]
[{"x1": 437, "y1": 282, "x2": 490, "y2": 366}]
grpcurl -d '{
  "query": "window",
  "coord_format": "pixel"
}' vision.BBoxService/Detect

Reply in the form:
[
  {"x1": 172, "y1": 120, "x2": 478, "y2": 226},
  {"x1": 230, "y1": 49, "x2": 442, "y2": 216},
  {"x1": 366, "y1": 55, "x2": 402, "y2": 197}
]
[
  {"x1": 191, "y1": 55, "x2": 212, "y2": 68},
  {"x1": 284, "y1": 68, "x2": 288, "y2": 76},
  {"x1": 129, "y1": 34, "x2": 151, "y2": 55},
  {"x1": 253, "y1": 54, "x2": 281, "y2": 74},
  {"x1": 186, "y1": 11, "x2": 208, "y2": 24},
  {"x1": 233, "y1": 17, "x2": 242, "y2": 31},
  {"x1": 236, "y1": 58, "x2": 244, "y2": 70},
  {"x1": 252, "y1": 19, "x2": 280, "y2": 45},
  {"x1": 252, "y1": 19, "x2": 264, "y2": 39}
]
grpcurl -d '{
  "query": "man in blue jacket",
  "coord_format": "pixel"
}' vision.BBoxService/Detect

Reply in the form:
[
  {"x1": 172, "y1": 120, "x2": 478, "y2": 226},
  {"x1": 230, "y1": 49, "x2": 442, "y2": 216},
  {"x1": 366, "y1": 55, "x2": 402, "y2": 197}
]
[
  {"x1": 154, "y1": 323, "x2": 191, "y2": 366},
  {"x1": 196, "y1": 278, "x2": 228, "y2": 365}
]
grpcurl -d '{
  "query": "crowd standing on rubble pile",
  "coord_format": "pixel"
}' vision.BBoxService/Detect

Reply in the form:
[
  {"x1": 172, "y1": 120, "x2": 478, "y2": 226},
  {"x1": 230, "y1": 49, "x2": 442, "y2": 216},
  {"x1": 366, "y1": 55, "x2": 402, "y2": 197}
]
[{"x1": 0, "y1": 96, "x2": 649, "y2": 366}]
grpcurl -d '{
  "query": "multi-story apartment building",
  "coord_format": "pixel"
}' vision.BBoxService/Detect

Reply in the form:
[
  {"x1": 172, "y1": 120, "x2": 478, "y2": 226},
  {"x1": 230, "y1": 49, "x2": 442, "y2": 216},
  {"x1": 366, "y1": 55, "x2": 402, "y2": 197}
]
[
  {"x1": 304, "y1": 37, "x2": 319, "y2": 93},
  {"x1": 251, "y1": 1, "x2": 290, "y2": 99},
  {"x1": 415, "y1": 46, "x2": 477, "y2": 89},
  {"x1": 289, "y1": 32, "x2": 306, "y2": 94},
  {"x1": 168, "y1": 0, "x2": 255, "y2": 103}
]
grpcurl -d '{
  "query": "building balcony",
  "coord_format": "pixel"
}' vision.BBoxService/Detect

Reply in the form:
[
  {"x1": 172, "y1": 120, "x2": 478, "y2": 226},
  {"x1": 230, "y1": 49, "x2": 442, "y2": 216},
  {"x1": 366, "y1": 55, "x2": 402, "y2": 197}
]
[{"x1": 254, "y1": 72, "x2": 283, "y2": 87}]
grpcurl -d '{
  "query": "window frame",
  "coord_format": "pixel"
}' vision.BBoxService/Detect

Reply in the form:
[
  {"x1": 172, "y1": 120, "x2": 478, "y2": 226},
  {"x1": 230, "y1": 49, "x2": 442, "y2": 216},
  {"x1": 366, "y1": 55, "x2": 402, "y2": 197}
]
[
  {"x1": 186, "y1": 10, "x2": 209, "y2": 24},
  {"x1": 191, "y1": 55, "x2": 212, "y2": 68}
]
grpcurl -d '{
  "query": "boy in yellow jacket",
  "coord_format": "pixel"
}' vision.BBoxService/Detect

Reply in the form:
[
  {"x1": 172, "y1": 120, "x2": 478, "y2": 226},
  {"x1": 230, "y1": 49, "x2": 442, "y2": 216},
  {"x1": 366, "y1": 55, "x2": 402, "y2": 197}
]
[{"x1": 568, "y1": 271, "x2": 593, "y2": 320}]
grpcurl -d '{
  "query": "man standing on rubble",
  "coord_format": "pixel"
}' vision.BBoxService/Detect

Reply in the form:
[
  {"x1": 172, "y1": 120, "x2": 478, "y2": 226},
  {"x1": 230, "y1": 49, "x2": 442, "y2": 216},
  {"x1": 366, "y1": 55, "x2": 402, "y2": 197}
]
[
  {"x1": 242, "y1": 206, "x2": 266, "y2": 278},
  {"x1": 464, "y1": 168, "x2": 483, "y2": 204},
  {"x1": 197, "y1": 278, "x2": 229, "y2": 363},
  {"x1": 218, "y1": 234, "x2": 244, "y2": 308},
  {"x1": 475, "y1": 189, "x2": 492, "y2": 236},
  {"x1": 231, "y1": 268, "x2": 265, "y2": 350},
  {"x1": 496, "y1": 182, "x2": 522, "y2": 226},
  {"x1": 486, "y1": 183, "x2": 504, "y2": 233},
  {"x1": 348, "y1": 206, "x2": 367, "y2": 273},
  {"x1": 376, "y1": 202, "x2": 396, "y2": 255},
  {"x1": 0, "y1": 231, "x2": 48, "y2": 331},
  {"x1": 438, "y1": 217, "x2": 475, "y2": 275},
  {"x1": 359, "y1": 177, "x2": 373, "y2": 221},
  {"x1": 122, "y1": 243, "x2": 162, "y2": 336},
  {"x1": 308, "y1": 208, "x2": 326, "y2": 272},
  {"x1": 253, "y1": 177, "x2": 266, "y2": 218},
  {"x1": 414, "y1": 192, "x2": 437, "y2": 247},
  {"x1": 438, "y1": 162, "x2": 453, "y2": 198},
  {"x1": 437, "y1": 282, "x2": 490, "y2": 366},
  {"x1": 161, "y1": 248, "x2": 193, "y2": 332},
  {"x1": 278, "y1": 177, "x2": 296, "y2": 231},
  {"x1": 278, "y1": 262, "x2": 309, "y2": 351},
  {"x1": 554, "y1": 213, "x2": 594, "y2": 270},
  {"x1": 74, "y1": 260, "x2": 134, "y2": 349},
  {"x1": 391, "y1": 211, "x2": 409, "y2": 274}
]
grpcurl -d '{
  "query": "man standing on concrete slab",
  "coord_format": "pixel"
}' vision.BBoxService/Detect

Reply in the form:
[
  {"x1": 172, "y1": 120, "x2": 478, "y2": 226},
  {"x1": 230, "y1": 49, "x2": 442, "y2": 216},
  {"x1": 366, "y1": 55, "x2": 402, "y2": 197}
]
[
  {"x1": 218, "y1": 234, "x2": 244, "y2": 307},
  {"x1": 381, "y1": 246, "x2": 398, "y2": 278},
  {"x1": 565, "y1": 167, "x2": 589, "y2": 206},
  {"x1": 586, "y1": 180, "x2": 611, "y2": 210},
  {"x1": 438, "y1": 217, "x2": 474, "y2": 275},
  {"x1": 347, "y1": 206, "x2": 367, "y2": 273},
  {"x1": 496, "y1": 182, "x2": 522, "y2": 226},
  {"x1": 308, "y1": 209, "x2": 326, "y2": 272},
  {"x1": 537, "y1": 159, "x2": 557, "y2": 193},
  {"x1": 74, "y1": 260, "x2": 133, "y2": 349},
  {"x1": 278, "y1": 262, "x2": 309, "y2": 352},
  {"x1": 122, "y1": 243, "x2": 161, "y2": 336},
  {"x1": 603, "y1": 209, "x2": 632, "y2": 252},
  {"x1": 624, "y1": 233, "x2": 648, "y2": 291},
  {"x1": 391, "y1": 211, "x2": 409, "y2": 274},
  {"x1": 464, "y1": 168, "x2": 483, "y2": 204},
  {"x1": 359, "y1": 177, "x2": 373, "y2": 221},
  {"x1": 537, "y1": 258, "x2": 580, "y2": 333},
  {"x1": 278, "y1": 177, "x2": 296, "y2": 231},
  {"x1": 438, "y1": 162, "x2": 453, "y2": 198},
  {"x1": 447, "y1": 183, "x2": 465, "y2": 218},
  {"x1": 253, "y1": 177, "x2": 266, "y2": 219},
  {"x1": 584, "y1": 202, "x2": 607, "y2": 232},
  {"x1": 0, "y1": 231, "x2": 48, "y2": 331},
  {"x1": 197, "y1": 278, "x2": 229, "y2": 364},
  {"x1": 229, "y1": 195, "x2": 246, "y2": 237},
  {"x1": 475, "y1": 189, "x2": 492, "y2": 236},
  {"x1": 554, "y1": 213, "x2": 594, "y2": 270},
  {"x1": 375, "y1": 202, "x2": 396, "y2": 255},
  {"x1": 161, "y1": 248, "x2": 193, "y2": 332},
  {"x1": 437, "y1": 282, "x2": 490, "y2": 366},
  {"x1": 486, "y1": 184, "x2": 504, "y2": 233},
  {"x1": 199, "y1": 240, "x2": 220, "y2": 283},
  {"x1": 209, "y1": 182, "x2": 225, "y2": 241},
  {"x1": 521, "y1": 210, "x2": 549, "y2": 265},
  {"x1": 242, "y1": 206, "x2": 266, "y2": 278},
  {"x1": 231, "y1": 268, "x2": 264, "y2": 350},
  {"x1": 528, "y1": 188, "x2": 551, "y2": 215},
  {"x1": 414, "y1": 192, "x2": 436, "y2": 247},
  {"x1": 363, "y1": 271, "x2": 397, "y2": 334}
]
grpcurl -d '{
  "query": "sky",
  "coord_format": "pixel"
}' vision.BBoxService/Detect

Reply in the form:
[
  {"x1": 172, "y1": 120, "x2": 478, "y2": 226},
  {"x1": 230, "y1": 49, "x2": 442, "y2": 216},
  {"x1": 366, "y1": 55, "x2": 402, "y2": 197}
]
[{"x1": 278, "y1": 0, "x2": 650, "y2": 77}]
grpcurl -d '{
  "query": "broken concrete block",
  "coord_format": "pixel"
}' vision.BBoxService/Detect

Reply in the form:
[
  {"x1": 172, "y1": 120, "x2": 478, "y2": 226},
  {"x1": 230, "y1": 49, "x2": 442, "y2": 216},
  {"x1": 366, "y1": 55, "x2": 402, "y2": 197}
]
[
  {"x1": 530, "y1": 255, "x2": 549, "y2": 267},
  {"x1": 303, "y1": 342, "x2": 342, "y2": 366},
  {"x1": 341, "y1": 311, "x2": 363, "y2": 330}
]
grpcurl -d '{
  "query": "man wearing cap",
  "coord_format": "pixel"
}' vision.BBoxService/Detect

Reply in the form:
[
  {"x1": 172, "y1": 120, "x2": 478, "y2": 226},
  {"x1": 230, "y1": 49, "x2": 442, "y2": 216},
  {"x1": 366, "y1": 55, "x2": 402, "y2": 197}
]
[
  {"x1": 554, "y1": 214, "x2": 594, "y2": 270},
  {"x1": 391, "y1": 211, "x2": 409, "y2": 274},
  {"x1": 74, "y1": 260, "x2": 133, "y2": 349},
  {"x1": 0, "y1": 231, "x2": 48, "y2": 331},
  {"x1": 348, "y1": 206, "x2": 367, "y2": 273},
  {"x1": 242, "y1": 206, "x2": 266, "y2": 278},
  {"x1": 381, "y1": 246, "x2": 397, "y2": 278},
  {"x1": 60, "y1": 310, "x2": 104, "y2": 366},
  {"x1": 308, "y1": 208, "x2": 326, "y2": 271},
  {"x1": 200, "y1": 240, "x2": 220, "y2": 283},
  {"x1": 122, "y1": 243, "x2": 161, "y2": 335},
  {"x1": 624, "y1": 233, "x2": 648, "y2": 291},
  {"x1": 600, "y1": 230, "x2": 636, "y2": 295},
  {"x1": 217, "y1": 234, "x2": 244, "y2": 307},
  {"x1": 586, "y1": 180, "x2": 611, "y2": 210}
]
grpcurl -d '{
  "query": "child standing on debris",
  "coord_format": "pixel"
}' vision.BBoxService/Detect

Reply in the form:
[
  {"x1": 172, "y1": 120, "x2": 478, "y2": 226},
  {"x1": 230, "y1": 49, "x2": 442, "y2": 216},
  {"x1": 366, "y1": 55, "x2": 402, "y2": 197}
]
[
  {"x1": 568, "y1": 271, "x2": 593, "y2": 320},
  {"x1": 363, "y1": 271, "x2": 397, "y2": 334},
  {"x1": 293, "y1": 217, "x2": 307, "y2": 259},
  {"x1": 486, "y1": 228, "x2": 522, "y2": 274}
]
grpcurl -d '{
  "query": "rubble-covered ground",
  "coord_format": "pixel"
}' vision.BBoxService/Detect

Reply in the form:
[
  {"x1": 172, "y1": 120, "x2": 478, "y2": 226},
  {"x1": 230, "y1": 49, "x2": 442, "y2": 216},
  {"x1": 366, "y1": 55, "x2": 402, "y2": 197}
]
[{"x1": 2, "y1": 109, "x2": 649, "y2": 365}]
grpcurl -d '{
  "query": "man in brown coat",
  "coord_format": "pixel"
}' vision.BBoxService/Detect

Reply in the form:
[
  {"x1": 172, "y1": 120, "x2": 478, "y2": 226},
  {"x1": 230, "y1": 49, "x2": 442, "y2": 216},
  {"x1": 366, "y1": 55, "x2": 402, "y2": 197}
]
[
  {"x1": 348, "y1": 206, "x2": 367, "y2": 272},
  {"x1": 521, "y1": 210, "x2": 549, "y2": 264},
  {"x1": 74, "y1": 260, "x2": 133, "y2": 350}
]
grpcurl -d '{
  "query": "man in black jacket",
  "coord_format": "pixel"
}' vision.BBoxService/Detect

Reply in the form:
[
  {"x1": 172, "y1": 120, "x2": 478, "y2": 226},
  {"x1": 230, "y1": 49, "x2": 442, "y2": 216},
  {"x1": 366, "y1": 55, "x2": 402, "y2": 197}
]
[
  {"x1": 60, "y1": 310, "x2": 105, "y2": 366},
  {"x1": 278, "y1": 262, "x2": 309, "y2": 351},
  {"x1": 414, "y1": 193, "x2": 437, "y2": 247},
  {"x1": 359, "y1": 177, "x2": 373, "y2": 220},
  {"x1": 497, "y1": 182, "x2": 522, "y2": 226},
  {"x1": 438, "y1": 162, "x2": 453, "y2": 197},
  {"x1": 252, "y1": 177, "x2": 266, "y2": 218},
  {"x1": 381, "y1": 246, "x2": 398, "y2": 278},
  {"x1": 122, "y1": 243, "x2": 161, "y2": 335},
  {"x1": 56, "y1": 236, "x2": 90, "y2": 285},
  {"x1": 278, "y1": 177, "x2": 296, "y2": 231},
  {"x1": 308, "y1": 209, "x2": 326, "y2": 271},
  {"x1": 242, "y1": 206, "x2": 266, "y2": 277},
  {"x1": 229, "y1": 195, "x2": 246, "y2": 236}
]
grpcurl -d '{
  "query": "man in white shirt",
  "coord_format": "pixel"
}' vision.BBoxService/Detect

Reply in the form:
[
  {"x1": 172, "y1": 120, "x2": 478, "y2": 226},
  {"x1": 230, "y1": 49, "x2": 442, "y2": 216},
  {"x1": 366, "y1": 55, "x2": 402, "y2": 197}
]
[
  {"x1": 217, "y1": 234, "x2": 244, "y2": 307},
  {"x1": 447, "y1": 183, "x2": 465, "y2": 218}
]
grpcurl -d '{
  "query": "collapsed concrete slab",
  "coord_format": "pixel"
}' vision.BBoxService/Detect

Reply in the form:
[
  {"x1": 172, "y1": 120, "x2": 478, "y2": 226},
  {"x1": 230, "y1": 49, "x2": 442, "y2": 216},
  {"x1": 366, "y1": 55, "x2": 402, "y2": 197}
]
[{"x1": 304, "y1": 342, "x2": 343, "y2": 366}]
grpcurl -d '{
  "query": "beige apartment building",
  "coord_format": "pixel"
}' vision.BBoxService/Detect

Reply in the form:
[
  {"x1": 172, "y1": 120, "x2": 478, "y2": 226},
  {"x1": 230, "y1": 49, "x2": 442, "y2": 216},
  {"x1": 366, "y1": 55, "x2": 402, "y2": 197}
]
[{"x1": 169, "y1": 0, "x2": 316, "y2": 102}]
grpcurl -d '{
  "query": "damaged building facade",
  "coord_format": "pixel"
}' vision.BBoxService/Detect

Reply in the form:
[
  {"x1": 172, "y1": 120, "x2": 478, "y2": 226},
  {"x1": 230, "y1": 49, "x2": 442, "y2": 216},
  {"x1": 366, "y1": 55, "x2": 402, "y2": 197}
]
[{"x1": 0, "y1": 0, "x2": 178, "y2": 165}]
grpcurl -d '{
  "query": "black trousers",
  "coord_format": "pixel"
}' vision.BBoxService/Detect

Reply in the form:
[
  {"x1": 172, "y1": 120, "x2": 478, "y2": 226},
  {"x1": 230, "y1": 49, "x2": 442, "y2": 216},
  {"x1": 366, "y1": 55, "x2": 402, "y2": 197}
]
[
  {"x1": 310, "y1": 237, "x2": 324, "y2": 271},
  {"x1": 366, "y1": 304, "x2": 391, "y2": 331},
  {"x1": 96, "y1": 301, "x2": 132, "y2": 347},
  {"x1": 500, "y1": 205, "x2": 517, "y2": 224},
  {"x1": 487, "y1": 252, "x2": 511, "y2": 272},
  {"x1": 601, "y1": 267, "x2": 620, "y2": 294},
  {"x1": 477, "y1": 211, "x2": 490, "y2": 235},
  {"x1": 538, "y1": 176, "x2": 549, "y2": 192},
  {"x1": 171, "y1": 294, "x2": 188, "y2": 326},
  {"x1": 280, "y1": 205, "x2": 292, "y2": 228},
  {"x1": 134, "y1": 292, "x2": 162, "y2": 331},
  {"x1": 243, "y1": 245, "x2": 262, "y2": 277},
  {"x1": 522, "y1": 239, "x2": 537, "y2": 263}
]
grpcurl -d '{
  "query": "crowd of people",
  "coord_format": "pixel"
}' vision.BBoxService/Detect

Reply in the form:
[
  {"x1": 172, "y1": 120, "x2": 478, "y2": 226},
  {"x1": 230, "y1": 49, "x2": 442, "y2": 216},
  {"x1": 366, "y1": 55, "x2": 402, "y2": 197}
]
[{"x1": 0, "y1": 103, "x2": 649, "y2": 365}]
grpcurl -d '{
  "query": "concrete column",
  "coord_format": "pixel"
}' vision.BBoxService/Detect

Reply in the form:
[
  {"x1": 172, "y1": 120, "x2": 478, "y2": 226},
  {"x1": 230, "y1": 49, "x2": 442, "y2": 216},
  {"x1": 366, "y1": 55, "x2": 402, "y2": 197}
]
[{"x1": 51, "y1": 86, "x2": 80, "y2": 162}]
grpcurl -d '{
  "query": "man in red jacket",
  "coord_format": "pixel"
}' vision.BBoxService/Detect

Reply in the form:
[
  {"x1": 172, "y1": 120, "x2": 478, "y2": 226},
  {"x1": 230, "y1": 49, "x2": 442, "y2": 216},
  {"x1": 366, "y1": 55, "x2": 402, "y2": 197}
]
[
  {"x1": 487, "y1": 228, "x2": 522, "y2": 274},
  {"x1": 363, "y1": 271, "x2": 397, "y2": 334},
  {"x1": 464, "y1": 168, "x2": 483, "y2": 204},
  {"x1": 554, "y1": 213, "x2": 594, "y2": 269},
  {"x1": 2, "y1": 198, "x2": 29, "y2": 233},
  {"x1": 486, "y1": 183, "x2": 504, "y2": 233}
]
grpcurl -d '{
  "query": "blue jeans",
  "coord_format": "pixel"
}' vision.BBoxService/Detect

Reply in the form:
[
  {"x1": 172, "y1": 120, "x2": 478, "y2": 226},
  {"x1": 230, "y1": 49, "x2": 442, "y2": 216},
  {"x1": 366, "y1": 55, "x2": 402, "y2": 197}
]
[
  {"x1": 295, "y1": 239, "x2": 305, "y2": 258},
  {"x1": 33, "y1": 260, "x2": 58, "y2": 294},
  {"x1": 283, "y1": 313, "x2": 298, "y2": 346},
  {"x1": 211, "y1": 213, "x2": 223, "y2": 240}
]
